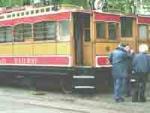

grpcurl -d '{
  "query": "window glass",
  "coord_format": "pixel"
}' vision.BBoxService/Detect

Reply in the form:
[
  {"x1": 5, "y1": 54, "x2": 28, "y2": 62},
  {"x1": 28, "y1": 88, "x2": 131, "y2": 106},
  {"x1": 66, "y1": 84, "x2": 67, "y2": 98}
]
[
  {"x1": 0, "y1": 27, "x2": 6, "y2": 42},
  {"x1": 34, "y1": 21, "x2": 56, "y2": 41},
  {"x1": 5, "y1": 27, "x2": 13, "y2": 42},
  {"x1": 96, "y1": 22, "x2": 105, "y2": 39},
  {"x1": 23, "y1": 24, "x2": 32, "y2": 38},
  {"x1": 14, "y1": 24, "x2": 32, "y2": 42},
  {"x1": 108, "y1": 23, "x2": 117, "y2": 40},
  {"x1": 12, "y1": 14, "x2": 15, "y2": 17},
  {"x1": 121, "y1": 17, "x2": 133, "y2": 37},
  {"x1": 41, "y1": 9, "x2": 44, "y2": 12},
  {"x1": 59, "y1": 21, "x2": 70, "y2": 41},
  {"x1": 139, "y1": 25, "x2": 148, "y2": 40},
  {"x1": 26, "y1": 12, "x2": 29, "y2": 15},
  {"x1": 84, "y1": 29, "x2": 90, "y2": 41},
  {"x1": 45, "y1": 22, "x2": 56, "y2": 40},
  {"x1": 46, "y1": 8, "x2": 50, "y2": 12},
  {"x1": 0, "y1": 27, "x2": 13, "y2": 42},
  {"x1": 83, "y1": 15, "x2": 90, "y2": 42},
  {"x1": 21, "y1": 12, "x2": 24, "y2": 16},
  {"x1": 33, "y1": 22, "x2": 44, "y2": 40}
]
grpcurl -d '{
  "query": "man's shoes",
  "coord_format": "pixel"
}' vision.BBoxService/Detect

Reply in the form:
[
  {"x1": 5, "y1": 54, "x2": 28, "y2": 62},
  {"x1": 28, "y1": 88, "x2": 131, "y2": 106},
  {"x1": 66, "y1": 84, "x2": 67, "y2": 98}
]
[
  {"x1": 115, "y1": 98, "x2": 125, "y2": 102},
  {"x1": 139, "y1": 97, "x2": 146, "y2": 102},
  {"x1": 132, "y1": 99, "x2": 138, "y2": 102}
]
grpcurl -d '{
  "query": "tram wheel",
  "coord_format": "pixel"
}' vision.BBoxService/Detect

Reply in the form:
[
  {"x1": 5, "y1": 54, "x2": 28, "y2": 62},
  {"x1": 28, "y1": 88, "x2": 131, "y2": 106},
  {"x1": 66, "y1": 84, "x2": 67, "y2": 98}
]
[{"x1": 60, "y1": 75, "x2": 73, "y2": 94}]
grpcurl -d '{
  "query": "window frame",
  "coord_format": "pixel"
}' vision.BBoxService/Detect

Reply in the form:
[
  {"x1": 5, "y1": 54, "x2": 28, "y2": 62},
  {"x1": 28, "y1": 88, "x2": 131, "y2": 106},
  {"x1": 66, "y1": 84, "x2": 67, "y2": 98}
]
[
  {"x1": 108, "y1": 22, "x2": 118, "y2": 40},
  {"x1": 96, "y1": 21, "x2": 106, "y2": 40},
  {"x1": 14, "y1": 24, "x2": 32, "y2": 42},
  {"x1": 33, "y1": 21, "x2": 57, "y2": 41},
  {"x1": 0, "y1": 26, "x2": 13, "y2": 43},
  {"x1": 138, "y1": 24, "x2": 148, "y2": 40},
  {"x1": 57, "y1": 20, "x2": 70, "y2": 42},
  {"x1": 121, "y1": 17, "x2": 133, "y2": 38}
]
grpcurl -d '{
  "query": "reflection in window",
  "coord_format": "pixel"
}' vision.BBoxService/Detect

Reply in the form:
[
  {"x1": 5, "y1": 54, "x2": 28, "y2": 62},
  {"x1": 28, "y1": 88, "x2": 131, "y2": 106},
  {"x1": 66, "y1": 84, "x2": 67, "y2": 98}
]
[
  {"x1": 34, "y1": 21, "x2": 56, "y2": 41},
  {"x1": 0, "y1": 27, "x2": 13, "y2": 43},
  {"x1": 121, "y1": 17, "x2": 133, "y2": 37},
  {"x1": 59, "y1": 21, "x2": 70, "y2": 41},
  {"x1": 139, "y1": 25, "x2": 148, "y2": 40},
  {"x1": 96, "y1": 22, "x2": 105, "y2": 39},
  {"x1": 108, "y1": 23, "x2": 117, "y2": 40},
  {"x1": 14, "y1": 24, "x2": 32, "y2": 42}
]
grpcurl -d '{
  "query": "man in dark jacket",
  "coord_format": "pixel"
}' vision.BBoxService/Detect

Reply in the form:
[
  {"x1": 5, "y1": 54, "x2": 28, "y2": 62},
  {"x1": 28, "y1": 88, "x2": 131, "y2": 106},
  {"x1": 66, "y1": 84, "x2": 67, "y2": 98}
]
[
  {"x1": 131, "y1": 44, "x2": 150, "y2": 102},
  {"x1": 109, "y1": 43, "x2": 130, "y2": 102},
  {"x1": 124, "y1": 45, "x2": 134, "y2": 97}
]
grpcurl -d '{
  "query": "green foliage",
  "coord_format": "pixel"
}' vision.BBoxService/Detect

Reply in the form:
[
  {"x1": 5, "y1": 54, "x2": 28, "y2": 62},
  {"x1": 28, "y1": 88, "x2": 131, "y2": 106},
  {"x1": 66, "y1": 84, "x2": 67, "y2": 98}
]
[
  {"x1": 0, "y1": 0, "x2": 150, "y2": 15},
  {"x1": 61, "y1": 0, "x2": 88, "y2": 8},
  {"x1": 0, "y1": 0, "x2": 24, "y2": 7}
]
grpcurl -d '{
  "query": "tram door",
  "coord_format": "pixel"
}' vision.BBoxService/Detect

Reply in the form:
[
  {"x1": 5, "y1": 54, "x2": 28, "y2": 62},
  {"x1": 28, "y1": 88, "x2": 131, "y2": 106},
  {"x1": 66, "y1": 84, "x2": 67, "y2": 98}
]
[{"x1": 73, "y1": 12, "x2": 93, "y2": 66}]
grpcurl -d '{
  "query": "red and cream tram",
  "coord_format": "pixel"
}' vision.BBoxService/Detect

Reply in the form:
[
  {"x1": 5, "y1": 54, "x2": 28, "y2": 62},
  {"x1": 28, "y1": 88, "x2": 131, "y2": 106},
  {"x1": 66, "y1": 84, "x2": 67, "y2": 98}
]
[{"x1": 0, "y1": 5, "x2": 149, "y2": 92}]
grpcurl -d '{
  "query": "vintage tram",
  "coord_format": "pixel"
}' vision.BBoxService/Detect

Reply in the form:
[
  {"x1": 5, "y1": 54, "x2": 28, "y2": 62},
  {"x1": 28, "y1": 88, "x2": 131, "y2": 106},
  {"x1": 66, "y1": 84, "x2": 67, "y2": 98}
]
[{"x1": 0, "y1": 5, "x2": 149, "y2": 92}]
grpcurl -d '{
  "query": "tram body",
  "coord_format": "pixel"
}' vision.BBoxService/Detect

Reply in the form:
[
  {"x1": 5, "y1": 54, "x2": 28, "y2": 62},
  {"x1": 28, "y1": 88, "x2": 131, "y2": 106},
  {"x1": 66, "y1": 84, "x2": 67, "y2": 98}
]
[{"x1": 0, "y1": 6, "x2": 149, "y2": 91}]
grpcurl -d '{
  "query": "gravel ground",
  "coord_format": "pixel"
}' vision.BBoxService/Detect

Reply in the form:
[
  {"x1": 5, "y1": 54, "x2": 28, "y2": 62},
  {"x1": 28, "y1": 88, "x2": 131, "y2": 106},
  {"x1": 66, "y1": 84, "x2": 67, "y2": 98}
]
[{"x1": 0, "y1": 84, "x2": 150, "y2": 113}]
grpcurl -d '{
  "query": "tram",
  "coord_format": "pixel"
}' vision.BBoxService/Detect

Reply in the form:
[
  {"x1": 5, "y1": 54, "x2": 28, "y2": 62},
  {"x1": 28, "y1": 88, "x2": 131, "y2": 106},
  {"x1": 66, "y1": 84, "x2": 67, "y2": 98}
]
[{"x1": 0, "y1": 5, "x2": 149, "y2": 92}]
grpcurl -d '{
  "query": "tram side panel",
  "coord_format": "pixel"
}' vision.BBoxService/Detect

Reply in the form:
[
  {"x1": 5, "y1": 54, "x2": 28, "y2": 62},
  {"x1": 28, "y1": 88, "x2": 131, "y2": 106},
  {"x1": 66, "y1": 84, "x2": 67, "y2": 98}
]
[{"x1": 0, "y1": 12, "x2": 73, "y2": 89}]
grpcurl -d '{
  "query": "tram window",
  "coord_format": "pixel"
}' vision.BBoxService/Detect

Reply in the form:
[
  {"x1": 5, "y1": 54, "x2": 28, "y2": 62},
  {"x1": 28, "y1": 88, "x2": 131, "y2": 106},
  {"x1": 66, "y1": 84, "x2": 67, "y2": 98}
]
[
  {"x1": 58, "y1": 21, "x2": 70, "y2": 41},
  {"x1": 84, "y1": 29, "x2": 90, "y2": 42},
  {"x1": 7, "y1": 15, "x2": 11, "y2": 18},
  {"x1": 0, "y1": 27, "x2": 6, "y2": 42},
  {"x1": 41, "y1": 9, "x2": 44, "y2": 12},
  {"x1": 14, "y1": 24, "x2": 32, "y2": 42},
  {"x1": 46, "y1": 8, "x2": 50, "y2": 12},
  {"x1": 34, "y1": 21, "x2": 56, "y2": 41},
  {"x1": 0, "y1": 27, "x2": 13, "y2": 42},
  {"x1": 0, "y1": 16, "x2": 4, "y2": 19},
  {"x1": 108, "y1": 23, "x2": 117, "y2": 40},
  {"x1": 83, "y1": 16, "x2": 90, "y2": 42},
  {"x1": 139, "y1": 25, "x2": 148, "y2": 40},
  {"x1": 23, "y1": 24, "x2": 32, "y2": 38},
  {"x1": 31, "y1": 10, "x2": 34, "y2": 14},
  {"x1": 36, "y1": 10, "x2": 39, "y2": 13},
  {"x1": 96, "y1": 22, "x2": 106, "y2": 39},
  {"x1": 45, "y1": 22, "x2": 56, "y2": 40},
  {"x1": 121, "y1": 17, "x2": 133, "y2": 37},
  {"x1": 26, "y1": 12, "x2": 29, "y2": 15},
  {"x1": 17, "y1": 13, "x2": 20, "y2": 17},
  {"x1": 21, "y1": 12, "x2": 24, "y2": 16},
  {"x1": 5, "y1": 27, "x2": 13, "y2": 42},
  {"x1": 12, "y1": 14, "x2": 15, "y2": 17}
]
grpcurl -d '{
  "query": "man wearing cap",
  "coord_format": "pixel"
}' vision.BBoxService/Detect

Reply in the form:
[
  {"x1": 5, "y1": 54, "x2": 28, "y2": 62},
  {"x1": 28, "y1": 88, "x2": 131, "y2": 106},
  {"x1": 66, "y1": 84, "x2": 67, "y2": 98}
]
[
  {"x1": 109, "y1": 43, "x2": 130, "y2": 102},
  {"x1": 131, "y1": 44, "x2": 150, "y2": 102}
]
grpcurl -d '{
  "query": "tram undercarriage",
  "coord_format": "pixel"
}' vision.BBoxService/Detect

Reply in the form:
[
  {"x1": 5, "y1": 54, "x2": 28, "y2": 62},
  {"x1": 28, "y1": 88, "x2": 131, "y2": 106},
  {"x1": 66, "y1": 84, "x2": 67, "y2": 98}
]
[{"x1": 0, "y1": 66, "x2": 112, "y2": 93}]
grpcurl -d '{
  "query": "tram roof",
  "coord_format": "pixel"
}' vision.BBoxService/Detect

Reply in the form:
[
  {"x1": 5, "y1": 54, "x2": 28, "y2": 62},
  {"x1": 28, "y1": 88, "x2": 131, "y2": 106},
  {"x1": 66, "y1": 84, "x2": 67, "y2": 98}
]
[{"x1": 0, "y1": 5, "x2": 150, "y2": 26}]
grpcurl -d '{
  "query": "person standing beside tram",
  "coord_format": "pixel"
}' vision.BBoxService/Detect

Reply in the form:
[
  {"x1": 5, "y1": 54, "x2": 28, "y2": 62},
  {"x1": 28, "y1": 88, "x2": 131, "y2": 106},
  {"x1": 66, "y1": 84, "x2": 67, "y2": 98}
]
[
  {"x1": 131, "y1": 44, "x2": 150, "y2": 102},
  {"x1": 109, "y1": 43, "x2": 130, "y2": 102},
  {"x1": 123, "y1": 45, "x2": 134, "y2": 97}
]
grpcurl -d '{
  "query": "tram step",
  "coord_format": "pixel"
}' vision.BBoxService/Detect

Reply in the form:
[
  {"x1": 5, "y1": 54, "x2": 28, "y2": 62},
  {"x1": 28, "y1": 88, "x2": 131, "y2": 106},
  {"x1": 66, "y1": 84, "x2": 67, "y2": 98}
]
[
  {"x1": 74, "y1": 86, "x2": 95, "y2": 89},
  {"x1": 73, "y1": 75, "x2": 96, "y2": 86},
  {"x1": 72, "y1": 75, "x2": 96, "y2": 94}
]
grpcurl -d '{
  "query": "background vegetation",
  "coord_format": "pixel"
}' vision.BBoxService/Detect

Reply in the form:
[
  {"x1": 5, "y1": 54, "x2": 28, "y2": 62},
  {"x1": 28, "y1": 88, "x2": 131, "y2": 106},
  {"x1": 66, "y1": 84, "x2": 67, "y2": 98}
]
[{"x1": 0, "y1": 0, "x2": 149, "y2": 14}]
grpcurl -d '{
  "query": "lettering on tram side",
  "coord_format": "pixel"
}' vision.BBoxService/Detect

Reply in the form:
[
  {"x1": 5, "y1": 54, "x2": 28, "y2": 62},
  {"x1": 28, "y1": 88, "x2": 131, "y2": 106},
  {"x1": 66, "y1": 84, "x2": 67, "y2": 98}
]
[
  {"x1": 14, "y1": 57, "x2": 37, "y2": 64},
  {"x1": 0, "y1": 56, "x2": 69, "y2": 66}
]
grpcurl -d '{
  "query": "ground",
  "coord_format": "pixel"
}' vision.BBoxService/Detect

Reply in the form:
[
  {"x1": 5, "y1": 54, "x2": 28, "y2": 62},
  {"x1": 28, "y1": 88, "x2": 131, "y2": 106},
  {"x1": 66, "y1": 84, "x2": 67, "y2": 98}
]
[{"x1": 0, "y1": 86, "x2": 150, "y2": 113}]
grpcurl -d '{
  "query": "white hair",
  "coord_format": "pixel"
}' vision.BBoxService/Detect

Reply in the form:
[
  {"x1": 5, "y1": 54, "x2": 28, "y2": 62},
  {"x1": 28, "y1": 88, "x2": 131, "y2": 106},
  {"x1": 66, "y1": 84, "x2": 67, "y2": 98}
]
[{"x1": 139, "y1": 44, "x2": 149, "y2": 53}]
